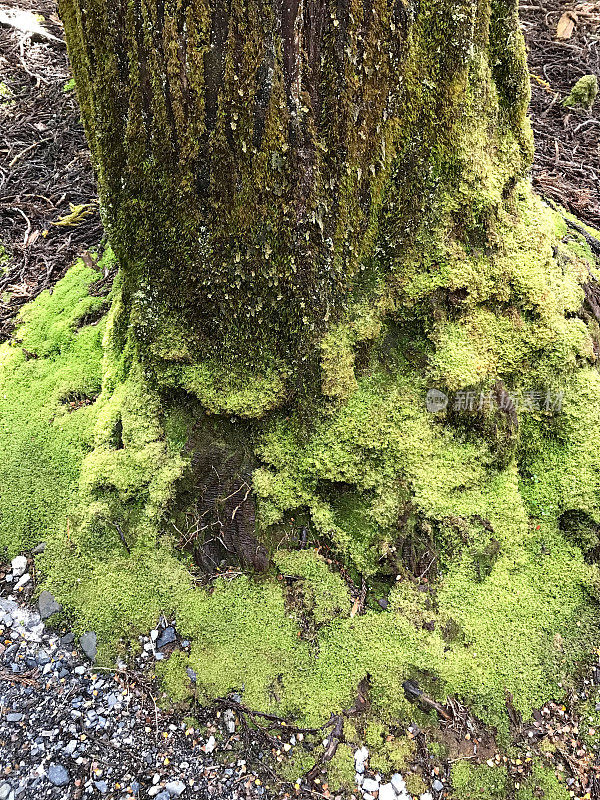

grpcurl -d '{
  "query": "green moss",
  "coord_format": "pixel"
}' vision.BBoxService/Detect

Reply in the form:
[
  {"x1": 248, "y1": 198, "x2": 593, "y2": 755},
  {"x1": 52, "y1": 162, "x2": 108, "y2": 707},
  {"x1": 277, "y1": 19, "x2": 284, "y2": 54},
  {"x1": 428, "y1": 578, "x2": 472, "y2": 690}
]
[
  {"x1": 451, "y1": 762, "x2": 508, "y2": 800},
  {"x1": 515, "y1": 761, "x2": 570, "y2": 800},
  {"x1": 0, "y1": 243, "x2": 9, "y2": 275},
  {"x1": 177, "y1": 575, "x2": 313, "y2": 714},
  {"x1": 562, "y1": 75, "x2": 598, "y2": 110},
  {"x1": 274, "y1": 550, "x2": 350, "y2": 626},
  {"x1": 156, "y1": 650, "x2": 195, "y2": 706},
  {"x1": 0, "y1": 259, "x2": 105, "y2": 558},
  {"x1": 325, "y1": 744, "x2": 356, "y2": 792}
]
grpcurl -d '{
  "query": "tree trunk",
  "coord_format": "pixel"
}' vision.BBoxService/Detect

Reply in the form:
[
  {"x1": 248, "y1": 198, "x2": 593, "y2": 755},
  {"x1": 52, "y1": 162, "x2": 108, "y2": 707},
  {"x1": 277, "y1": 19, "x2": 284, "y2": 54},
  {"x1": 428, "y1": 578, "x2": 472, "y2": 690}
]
[
  {"x1": 58, "y1": 0, "x2": 531, "y2": 384},
  {"x1": 8, "y1": 0, "x2": 594, "y2": 768}
]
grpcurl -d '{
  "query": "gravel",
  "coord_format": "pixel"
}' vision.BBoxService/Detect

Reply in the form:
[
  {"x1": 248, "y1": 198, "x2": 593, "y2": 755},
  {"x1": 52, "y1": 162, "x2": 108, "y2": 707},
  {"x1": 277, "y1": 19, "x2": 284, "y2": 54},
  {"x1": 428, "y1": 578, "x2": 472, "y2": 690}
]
[
  {"x1": 1, "y1": 561, "x2": 441, "y2": 800},
  {"x1": 0, "y1": 585, "x2": 284, "y2": 799}
]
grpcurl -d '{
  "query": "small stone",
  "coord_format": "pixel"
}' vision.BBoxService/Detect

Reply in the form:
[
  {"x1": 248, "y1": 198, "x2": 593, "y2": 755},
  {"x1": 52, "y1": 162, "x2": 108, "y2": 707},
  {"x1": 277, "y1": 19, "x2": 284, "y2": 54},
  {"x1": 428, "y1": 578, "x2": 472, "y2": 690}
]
[
  {"x1": 432, "y1": 780, "x2": 444, "y2": 793},
  {"x1": 6, "y1": 713, "x2": 23, "y2": 723},
  {"x1": 10, "y1": 556, "x2": 27, "y2": 578},
  {"x1": 165, "y1": 780, "x2": 186, "y2": 796},
  {"x1": 94, "y1": 781, "x2": 108, "y2": 794},
  {"x1": 0, "y1": 784, "x2": 10, "y2": 800},
  {"x1": 377, "y1": 598, "x2": 389, "y2": 610},
  {"x1": 379, "y1": 783, "x2": 396, "y2": 800},
  {"x1": 204, "y1": 735, "x2": 216, "y2": 754},
  {"x1": 38, "y1": 591, "x2": 61, "y2": 620},
  {"x1": 391, "y1": 774, "x2": 407, "y2": 795},
  {"x1": 362, "y1": 778, "x2": 379, "y2": 793},
  {"x1": 155, "y1": 793, "x2": 171, "y2": 800},
  {"x1": 354, "y1": 746, "x2": 369, "y2": 774},
  {"x1": 79, "y1": 631, "x2": 97, "y2": 662},
  {"x1": 420, "y1": 794, "x2": 434, "y2": 800},
  {"x1": 224, "y1": 709, "x2": 235, "y2": 733},
  {"x1": 60, "y1": 632, "x2": 75, "y2": 646},
  {"x1": 14, "y1": 573, "x2": 30, "y2": 590},
  {"x1": 156, "y1": 626, "x2": 176, "y2": 649},
  {"x1": 47, "y1": 764, "x2": 70, "y2": 787},
  {"x1": 31, "y1": 542, "x2": 46, "y2": 555},
  {"x1": 186, "y1": 667, "x2": 197, "y2": 683}
]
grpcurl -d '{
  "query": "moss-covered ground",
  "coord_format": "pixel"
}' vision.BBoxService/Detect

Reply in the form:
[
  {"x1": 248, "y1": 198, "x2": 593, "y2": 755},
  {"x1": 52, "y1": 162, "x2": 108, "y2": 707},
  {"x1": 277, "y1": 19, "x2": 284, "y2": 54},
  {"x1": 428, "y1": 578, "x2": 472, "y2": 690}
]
[{"x1": 1, "y1": 186, "x2": 600, "y2": 795}]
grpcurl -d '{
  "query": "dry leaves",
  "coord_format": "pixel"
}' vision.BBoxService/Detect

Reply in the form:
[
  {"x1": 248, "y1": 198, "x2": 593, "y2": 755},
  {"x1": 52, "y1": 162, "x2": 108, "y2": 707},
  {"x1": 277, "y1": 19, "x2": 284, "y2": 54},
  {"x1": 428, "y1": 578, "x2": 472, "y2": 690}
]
[{"x1": 556, "y1": 10, "x2": 578, "y2": 38}]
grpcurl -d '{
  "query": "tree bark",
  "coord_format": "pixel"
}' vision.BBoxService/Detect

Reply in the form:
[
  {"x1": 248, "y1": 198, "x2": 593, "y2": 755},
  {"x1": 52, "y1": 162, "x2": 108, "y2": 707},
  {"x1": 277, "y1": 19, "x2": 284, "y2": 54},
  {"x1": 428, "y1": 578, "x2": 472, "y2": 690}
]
[{"x1": 58, "y1": 0, "x2": 531, "y2": 383}]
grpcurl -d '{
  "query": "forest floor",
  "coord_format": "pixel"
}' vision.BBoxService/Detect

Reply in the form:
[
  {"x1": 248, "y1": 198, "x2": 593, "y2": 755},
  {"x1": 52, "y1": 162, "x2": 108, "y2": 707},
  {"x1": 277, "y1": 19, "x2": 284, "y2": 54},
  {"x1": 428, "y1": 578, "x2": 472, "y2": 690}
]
[{"x1": 1, "y1": 1, "x2": 600, "y2": 800}]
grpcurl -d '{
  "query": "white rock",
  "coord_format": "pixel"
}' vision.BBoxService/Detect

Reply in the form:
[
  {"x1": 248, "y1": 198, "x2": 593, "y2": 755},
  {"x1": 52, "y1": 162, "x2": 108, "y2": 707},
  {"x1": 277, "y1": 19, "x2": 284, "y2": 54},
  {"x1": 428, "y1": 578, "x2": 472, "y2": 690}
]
[
  {"x1": 379, "y1": 784, "x2": 396, "y2": 800},
  {"x1": 150, "y1": 629, "x2": 159, "y2": 642},
  {"x1": 204, "y1": 735, "x2": 216, "y2": 754},
  {"x1": 223, "y1": 709, "x2": 235, "y2": 733},
  {"x1": 165, "y1": 780, "x2": 186, "y2": 796},
  {"x1": 391, "y1": 774, "x2": 407, "y2": 795},
  {"x1": 14, "y1": 573, "x2": 30, "y2": 590},
  {"x1": 420, "y1": 794, "x2": 434, "y2": 800},
  {"x1": 11, "y1": 556, "x2": 27, "y2": 577},
  {"x1": 362, "y1": 778, "x2": 380, "y2": 793},
  {"x1": 354, "y1": 746, "x2": 369, "y2": 773},
  {"x1": 363, "y1": 795, "x2": 375, "y2": 800}
]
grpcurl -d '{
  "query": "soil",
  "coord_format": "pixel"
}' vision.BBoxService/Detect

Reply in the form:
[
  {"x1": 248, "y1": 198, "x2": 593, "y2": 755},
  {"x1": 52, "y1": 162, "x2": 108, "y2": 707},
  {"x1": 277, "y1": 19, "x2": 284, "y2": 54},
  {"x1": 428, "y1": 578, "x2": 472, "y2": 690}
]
[
  {"x1": 521, "y1": 0, "x2": 600, "y2": 228},
  {"x1": 0, "y1": 0, "x2": 101, "y2": 341}
]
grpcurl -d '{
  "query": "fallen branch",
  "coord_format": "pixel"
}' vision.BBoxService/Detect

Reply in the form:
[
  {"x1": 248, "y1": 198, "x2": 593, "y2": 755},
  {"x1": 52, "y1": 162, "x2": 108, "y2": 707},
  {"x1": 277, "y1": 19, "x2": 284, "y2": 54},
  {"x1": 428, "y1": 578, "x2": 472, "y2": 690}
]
[{"x1": 0, "y1": 8, "x2": 62, "y2": 43}]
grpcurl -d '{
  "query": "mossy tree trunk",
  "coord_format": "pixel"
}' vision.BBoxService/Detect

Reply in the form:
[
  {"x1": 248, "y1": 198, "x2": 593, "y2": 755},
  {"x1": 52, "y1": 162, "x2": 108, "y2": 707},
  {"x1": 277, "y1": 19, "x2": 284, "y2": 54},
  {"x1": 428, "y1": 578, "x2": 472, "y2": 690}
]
[
  {"x1": 30, "y1": 0, "x2": 599, "y2": 747},
  {"x1": 59, "y1": 0, "x2": 531, "y2": 377}
]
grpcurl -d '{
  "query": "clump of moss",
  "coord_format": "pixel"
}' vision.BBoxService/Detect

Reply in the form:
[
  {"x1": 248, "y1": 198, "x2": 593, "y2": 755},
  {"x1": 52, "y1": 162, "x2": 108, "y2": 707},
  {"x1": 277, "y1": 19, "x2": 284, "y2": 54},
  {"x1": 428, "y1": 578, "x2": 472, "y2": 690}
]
[
  {"x1": 0, "y1": 257, "x2": 106, "y2": 558},
  {"x1": 562, "y1": 75, "x2": 598, "y2": 110},
  {"x1": 515, "y1": 760, "x2": 570, "y2": 800},
  {"x1": 323, "y1": 744, "x2": 356, "y2": 792},
  {"x1": 274, "y1": 550, "x2": 350, "y2": 625},
  {"x1": 451, "y1": 762, "x2": 508, "y2": 800}
]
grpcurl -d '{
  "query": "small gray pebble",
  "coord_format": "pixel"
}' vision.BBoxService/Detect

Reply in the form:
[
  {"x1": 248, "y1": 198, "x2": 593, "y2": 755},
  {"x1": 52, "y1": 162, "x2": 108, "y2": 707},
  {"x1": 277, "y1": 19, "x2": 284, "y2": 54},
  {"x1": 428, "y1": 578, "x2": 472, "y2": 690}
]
[
  {"x1": 156, "y1": 626, "x2": 176, "y2": 650},
  {"x1": 47, "y1": 764, "x2": 70, "y2": 787},
  {"x1": 165, "y1": 780, "x2": 186, "y2": 797},
  {"x1": 79, "y1": 632, "x2": 97, "y2": 662},
  {"x1": 186, "y1": 667, "x2": 197, "y2": 683},
  {"x1": 38, "y1": 591, "x2": 61, "y2": 620}
]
